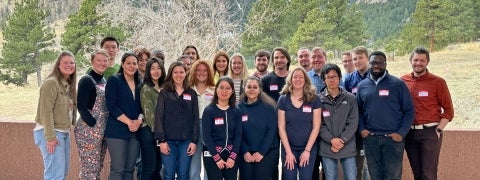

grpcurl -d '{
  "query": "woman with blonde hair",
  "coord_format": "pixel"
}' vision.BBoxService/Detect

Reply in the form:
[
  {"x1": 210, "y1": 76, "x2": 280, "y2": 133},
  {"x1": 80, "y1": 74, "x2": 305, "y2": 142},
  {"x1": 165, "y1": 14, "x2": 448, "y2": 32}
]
[
  {"x1": 228, "y1": 53, "x2": 249, "y2": 101},
  {"x1": 34, "y1": 51, "x2": 77, "y2": 180},
  {"x1": 277, "y1": 67, "x2": 322, "y2": 180}
]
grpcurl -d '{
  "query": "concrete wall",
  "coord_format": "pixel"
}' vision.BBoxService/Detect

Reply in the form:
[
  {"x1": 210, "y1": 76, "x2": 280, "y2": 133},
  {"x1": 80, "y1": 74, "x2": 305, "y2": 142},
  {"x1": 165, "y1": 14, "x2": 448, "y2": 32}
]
[{"x1": 1, "y1": 122, "x2": 479, "y2": 180}]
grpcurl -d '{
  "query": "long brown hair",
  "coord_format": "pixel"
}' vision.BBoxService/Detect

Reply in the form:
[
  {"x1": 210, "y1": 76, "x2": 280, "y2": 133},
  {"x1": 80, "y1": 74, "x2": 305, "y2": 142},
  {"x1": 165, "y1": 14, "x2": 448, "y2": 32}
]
[
  {"x1": 280, "y1": 67, "x2": 316, "y2": 103},
  {"x1": 47, "y1": 51, "x2": 77, "y2": 104},
  {"x1": 239, "y1": 76, "x2": 276, "y2": 108}
]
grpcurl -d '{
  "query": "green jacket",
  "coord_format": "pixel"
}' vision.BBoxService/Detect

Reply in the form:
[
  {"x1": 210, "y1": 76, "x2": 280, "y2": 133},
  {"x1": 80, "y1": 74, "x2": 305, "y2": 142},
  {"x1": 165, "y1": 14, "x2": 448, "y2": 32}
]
[
  {"x1": 35, "y1": 76, "x2": 77, "y2": 141},
  {"x1": 140, "y1": 85, "x2": 160, "y2": 131}
]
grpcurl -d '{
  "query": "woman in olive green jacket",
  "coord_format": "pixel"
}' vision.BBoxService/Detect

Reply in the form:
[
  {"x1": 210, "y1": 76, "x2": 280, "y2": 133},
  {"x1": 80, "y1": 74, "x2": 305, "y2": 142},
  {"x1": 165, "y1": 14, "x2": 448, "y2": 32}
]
[{"x1": 33, "y1": 51, "x2": 77, "y2": 180}]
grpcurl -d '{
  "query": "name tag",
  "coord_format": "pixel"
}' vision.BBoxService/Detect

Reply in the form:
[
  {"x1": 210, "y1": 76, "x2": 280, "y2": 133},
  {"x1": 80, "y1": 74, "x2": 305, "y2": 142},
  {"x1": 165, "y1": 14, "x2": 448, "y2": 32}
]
[
  {"x1": 214, "y1": 118, "x2": 224, "y2": 125},
  {"x1": 183, "y1": 94, "x2": 192, "y2": 100},
  {"x1": 352, "y1": 87, "x2": 358, "y2": 94},
  {"x1": 97, "y1": 84, "x2": 106, "y2": 91},
  {"x1": 379, "y1": 89, "x2": 389, "y2": 96},
  {"x1": 242, "y1": 115, "x2": 248, "y2": 122},
  {"x1": 269, "y1": 84, "x2": 278, "y2": 91},
  {"x1": 322, "y1": 110, "x2": 330, "y2": 117},
  {"x1": 303, "y1": 106, "x2": 312, "y2": 113},
  {"x1": 205, "y1": 93, "x2": 213, "y2": 100},
  {"x1": 418, "y1": 91, "x2": 428, "y2": 97}
]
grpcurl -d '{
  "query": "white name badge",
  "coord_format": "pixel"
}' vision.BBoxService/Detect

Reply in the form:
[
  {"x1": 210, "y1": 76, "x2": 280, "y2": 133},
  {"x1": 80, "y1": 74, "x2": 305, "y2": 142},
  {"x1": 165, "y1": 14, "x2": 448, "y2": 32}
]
[
  {"x1": 352, "y1": 87, "x2": 358, "y2": 94},
  {"x1": 214, "y1": 118, "x2": 224, "y2": 125},
  {"x1": 205, "y1": 94, "x2": 213, "y2": 100},
  {"x1": 419, "y1": 91, "x2": 429, "y2": 97},
  {"x1": 270, "y1": 84, "x2": 278, "y2": 91},
  {"x1": 242, "y1": 115, "x2": 248, "y2": 122},
  {"x1": 303, "y1": 106, "x2": 312, "y2": 113},
  {"x1": 322, "y1": 110, "x2": 331, "y2": 117},
  {"x1": 379, "y1": 89, "x2": 389, "y2": 96},
  {"x1": 183, "y1": 94, "x2": 192, "y2": 100}
]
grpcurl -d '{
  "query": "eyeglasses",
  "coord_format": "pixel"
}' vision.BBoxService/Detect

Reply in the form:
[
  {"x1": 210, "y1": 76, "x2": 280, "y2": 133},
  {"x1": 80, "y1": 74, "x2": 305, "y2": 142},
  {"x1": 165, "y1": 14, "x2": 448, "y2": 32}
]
[
  {"x1": 218, "y1": 86, "x2": 232, "y2": 92},
  {"x1": 369, "y1": 61, "x2": 386, "y2": 66}
]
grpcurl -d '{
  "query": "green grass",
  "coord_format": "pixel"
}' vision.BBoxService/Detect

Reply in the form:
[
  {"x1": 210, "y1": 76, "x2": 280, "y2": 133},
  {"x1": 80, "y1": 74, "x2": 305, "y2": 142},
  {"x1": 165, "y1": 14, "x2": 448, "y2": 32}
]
[{"x1": 1, "y1": 43, "x2": 479, "y2": 129}]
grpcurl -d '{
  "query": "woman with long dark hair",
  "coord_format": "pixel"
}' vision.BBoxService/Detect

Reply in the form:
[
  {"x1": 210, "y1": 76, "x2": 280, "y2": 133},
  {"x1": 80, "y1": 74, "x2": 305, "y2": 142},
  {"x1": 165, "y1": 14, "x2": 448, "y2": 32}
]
[
  {"x1": 154, "y1": 61, "x2": 199, "y2": 180},
  {"x1": 139, "y1": 57, "x2": 166, "y2": 179},
  {"x1": 202, "y1": 76, "x2": 243, "y2": 180},
  {"x1": 105, "y1": 52, "x2": 143, "y2": 180}
]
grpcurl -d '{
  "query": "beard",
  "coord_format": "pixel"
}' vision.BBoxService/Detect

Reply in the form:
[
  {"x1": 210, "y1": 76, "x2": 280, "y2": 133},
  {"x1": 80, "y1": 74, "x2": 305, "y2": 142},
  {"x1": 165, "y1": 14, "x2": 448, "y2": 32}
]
[
  {"x1": 256, "y1": 64, "x2": 267, "y2": 72},
  {"x1": 369, "y1": 68, "x2": 385, "y2": 80}
]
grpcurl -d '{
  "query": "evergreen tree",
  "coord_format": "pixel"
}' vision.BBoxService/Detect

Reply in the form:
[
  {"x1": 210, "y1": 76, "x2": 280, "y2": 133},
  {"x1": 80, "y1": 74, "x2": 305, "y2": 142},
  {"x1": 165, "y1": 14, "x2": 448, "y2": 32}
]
[
  {"x1": 0, "y1": 0, "x2": 56, "y2": 86},
  {"x1": 61, "y1": 0, "x2": 126, "y2": 68}
]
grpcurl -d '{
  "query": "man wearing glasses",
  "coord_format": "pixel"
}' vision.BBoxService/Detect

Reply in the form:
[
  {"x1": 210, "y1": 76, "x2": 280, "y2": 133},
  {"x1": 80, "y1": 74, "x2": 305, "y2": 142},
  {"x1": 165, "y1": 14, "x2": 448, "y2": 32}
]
[{"x1": 356, "y1": 51, "x2": 415, "y2": 180}]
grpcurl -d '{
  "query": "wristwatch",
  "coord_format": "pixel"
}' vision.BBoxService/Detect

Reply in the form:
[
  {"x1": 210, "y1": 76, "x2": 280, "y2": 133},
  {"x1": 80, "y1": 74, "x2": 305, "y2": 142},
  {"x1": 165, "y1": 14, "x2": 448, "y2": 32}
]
[{"x1": 435, "y1": 127, "x2": 443, "y2": 134}]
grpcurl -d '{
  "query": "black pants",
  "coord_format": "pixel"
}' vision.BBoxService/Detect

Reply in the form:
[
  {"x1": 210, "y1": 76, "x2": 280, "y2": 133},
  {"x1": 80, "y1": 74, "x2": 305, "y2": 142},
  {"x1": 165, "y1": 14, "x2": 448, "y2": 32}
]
[
  {"x1": 405, "y1": 127, "x2": 443, "y2": 180},
  {"x1": 203, "y1": 151, "x2": 238, "y2": 180},
  {"x1": 239, "y1": 148, "x2": 279, "y2": 180}
]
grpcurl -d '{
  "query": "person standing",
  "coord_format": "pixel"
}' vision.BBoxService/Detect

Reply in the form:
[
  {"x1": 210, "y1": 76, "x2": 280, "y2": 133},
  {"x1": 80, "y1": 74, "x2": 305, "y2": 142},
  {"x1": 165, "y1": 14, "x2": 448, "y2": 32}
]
[
  {"x1": 401, "y1": 47, "x2": 454, "y2": 180},
  {"x1": 212, "y1": 50, "x2": 230, "y2": 82},
  {"x1": 341, "y1": 51, "x2": 355, "y2": 83},
  {"x1": 139, "y1": 57, "x2": 166, "y2": 179},
  {"x1": 202, "y1": 77, "x2": 243, "y2": 180},
  {"x1": 357, "y1": 51, "x2": 415, "y2": 180},
  {"x1": 297, "y1": 48, "x2": 312, "y2": 72},
  {"x1": 261, "y1": 47, "x2": 291, "y2": 102},
  {"x1": 134, "y1": 47, "x2": 151, "y2": 82},
  {"x1": 105, "y1": 52, "x2": 143, "y2": 180},
  {"x1": 238, "y1": 76, "x2": 279, "y2": 180},
  {"x1": 33, "y1": 51, "x2": 77, "y2": 180},
  {"x1": 278, "y1": 67, "x2": 321, "y2": 180},
  {"x1": 229, "y1": 53, "x2": 249, "y2": 101},
  {"x1": 74, "y1": 49, "x2": 109, "y2": 179},
  {"x1": 318, "y1": 63, "x2": 358, "y2": 180},
  {"x1": 155, "y1": 61, "x2": 199, "y2": 180},
  {"x1": 183, "y1": 45, "x2": 201, "y2": 63},
  {"x1": 188, "y1": 60, "x2": 216, "y2": 180},
  {"x1": 100, "y1": 36, "x2": 121, "y2": 80},
  {"x1": 251, "y1": 49, "x2": 270, "y2": 79}
]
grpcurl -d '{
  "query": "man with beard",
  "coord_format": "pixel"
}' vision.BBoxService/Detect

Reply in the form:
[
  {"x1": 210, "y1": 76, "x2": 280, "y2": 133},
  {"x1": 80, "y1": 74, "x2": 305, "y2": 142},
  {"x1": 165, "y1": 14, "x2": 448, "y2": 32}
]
[
  {"x1": 252, "y1": 49, "x2": 270, "y2": 78},
  {"x1": 297, "y1": 47, "x2": 312, "y2": 72},
  {"x1": 401, "y1": 47, "x2": 454, "y2": 180},
  {"x1": 357, "y1": 51, "x2": 415, "y2": 180},
  {"x1": 307, "y1": 47, "x2": 327, "y2": 94}
]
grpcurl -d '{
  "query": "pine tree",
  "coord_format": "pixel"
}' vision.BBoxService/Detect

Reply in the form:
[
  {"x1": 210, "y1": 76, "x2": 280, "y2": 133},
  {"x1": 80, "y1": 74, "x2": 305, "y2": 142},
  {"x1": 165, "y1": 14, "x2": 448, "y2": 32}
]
[
  {"x1": 61, "y1": 0, "x2": 126, "y2": 68},
  {"x1": 0, "y1": 0, "x2": 56, "y2": 86}
]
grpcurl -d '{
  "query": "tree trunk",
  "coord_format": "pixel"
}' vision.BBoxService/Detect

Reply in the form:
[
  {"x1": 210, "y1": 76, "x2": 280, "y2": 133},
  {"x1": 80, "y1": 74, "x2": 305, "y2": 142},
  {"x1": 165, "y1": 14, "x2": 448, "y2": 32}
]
[{"x1": 36, "y1": 66, "x2": 42, "y2": 87}]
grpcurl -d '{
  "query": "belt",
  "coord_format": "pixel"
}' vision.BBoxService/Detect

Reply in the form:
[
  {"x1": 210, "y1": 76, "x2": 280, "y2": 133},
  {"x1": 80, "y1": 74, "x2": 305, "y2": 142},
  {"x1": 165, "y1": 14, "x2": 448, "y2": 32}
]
[
  {"x1": 411, "y1": 122, "x2": 438, "y2": 129},
  {"x1": 368, "y1": 132, "x2": 389, "y2": 136}
]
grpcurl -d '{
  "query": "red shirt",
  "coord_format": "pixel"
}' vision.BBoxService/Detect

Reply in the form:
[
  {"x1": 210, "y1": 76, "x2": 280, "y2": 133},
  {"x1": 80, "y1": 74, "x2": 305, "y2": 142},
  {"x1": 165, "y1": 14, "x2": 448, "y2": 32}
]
[{"x1": 401, "y1": 71, "x2": 454, "y2": 124}]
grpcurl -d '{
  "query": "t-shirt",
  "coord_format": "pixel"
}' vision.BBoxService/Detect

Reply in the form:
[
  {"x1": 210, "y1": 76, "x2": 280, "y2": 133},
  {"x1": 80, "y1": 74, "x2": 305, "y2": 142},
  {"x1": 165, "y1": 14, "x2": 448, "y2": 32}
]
[
  {"x1": 261, "y1": 72, "x2": 286, "y2": 102},
  {"x1": 278, "y1": 94, "x2": 321, "y2": 150}
]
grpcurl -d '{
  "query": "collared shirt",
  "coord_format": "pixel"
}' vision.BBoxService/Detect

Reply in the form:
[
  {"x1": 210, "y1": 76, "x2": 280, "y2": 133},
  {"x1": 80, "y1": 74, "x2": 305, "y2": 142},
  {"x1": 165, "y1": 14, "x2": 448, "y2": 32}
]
[
  {"x1": 192, "y1": 86, "x2": 215, "y2": 119},
  {"x1": 307, "y1": 70, "x2": 325, "y2": 94},
  {"x1": 401, "y1": 71, "x2": 454, "y2": 124},
  {"x1": 343, "y1": 70, "x2": 369, "y2": 94}
]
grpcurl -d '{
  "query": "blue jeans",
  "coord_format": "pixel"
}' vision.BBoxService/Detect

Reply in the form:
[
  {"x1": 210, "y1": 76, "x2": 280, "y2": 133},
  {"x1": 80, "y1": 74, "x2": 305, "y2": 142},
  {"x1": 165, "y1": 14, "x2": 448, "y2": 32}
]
[
  {"x1": 190, "y1": 120, "x2": 207, "y2": 180},
  {"x1": 33, "y1": 129, "x2": 71, "y2": 180},
  {"x1": 281, "y1": 144, "x2": 318, "y2": 180},
  {"x1": 322, "y1": 156, "x2": 357, "y2": 180},
  {"x1": 161, "y1": 140, "x2": 192, "y2": 180},
  {"x1": 364, "y1": 135, "x2": 404, "y2": 180}
]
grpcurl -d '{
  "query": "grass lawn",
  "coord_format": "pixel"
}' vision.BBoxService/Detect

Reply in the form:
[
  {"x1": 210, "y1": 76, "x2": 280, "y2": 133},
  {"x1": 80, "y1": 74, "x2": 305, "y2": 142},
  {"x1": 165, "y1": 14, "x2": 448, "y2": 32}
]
[{"x1": 1, "y1": 43, "x2": 479, "y2": 128}]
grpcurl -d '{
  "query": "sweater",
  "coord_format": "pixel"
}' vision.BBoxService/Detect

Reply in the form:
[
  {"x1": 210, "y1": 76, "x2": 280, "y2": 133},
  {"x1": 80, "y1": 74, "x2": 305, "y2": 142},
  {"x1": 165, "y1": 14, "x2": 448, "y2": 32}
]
[
  {"x1": 202, "y1": 104, "x2": 243, "y2": 162},
  {"x1": 356, "y1": 72, "x2": 415, "y2": 137},
  {"x1": 238, "y1": 99, "x2": 278, "y2": 156},
  {"x1": 319, "y1": 88, "x2": 358, "y2": 159},
  {"x1": 77, "y1": 70, "x2": 106, "y2": 127}
]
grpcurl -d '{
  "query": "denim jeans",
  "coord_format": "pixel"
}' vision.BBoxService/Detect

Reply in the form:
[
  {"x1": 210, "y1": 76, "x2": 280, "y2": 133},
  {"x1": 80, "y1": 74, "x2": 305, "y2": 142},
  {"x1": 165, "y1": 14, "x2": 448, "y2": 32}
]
[
  {"x1": 137, "y1": 126, "x2": 162, "y2": 180},
  {"x1": 322, "y1": 156, "x2": 357, "y2": 180},
  {"x1": 364, "y1": 135, "x2": 404, "y2": 180},
  {"x1": 33, "y1": 129, "x2": 71, "y2": 180},
  {"x1": 161, "y1": 140, "x2": 192, "y2": 180},
  {"x1": 281, "y1": 144, "x2": 318, "y2": 180},
  {"x1": 106, "y1": 136, "x2": 140, "y2": 180}
]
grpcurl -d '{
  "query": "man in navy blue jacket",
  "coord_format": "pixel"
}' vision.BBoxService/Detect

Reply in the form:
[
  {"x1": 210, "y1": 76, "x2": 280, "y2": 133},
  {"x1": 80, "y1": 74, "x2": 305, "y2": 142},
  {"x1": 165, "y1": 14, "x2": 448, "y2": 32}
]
[{"x1": 357, "y1": 51, "x2": 415, "y2": 180}]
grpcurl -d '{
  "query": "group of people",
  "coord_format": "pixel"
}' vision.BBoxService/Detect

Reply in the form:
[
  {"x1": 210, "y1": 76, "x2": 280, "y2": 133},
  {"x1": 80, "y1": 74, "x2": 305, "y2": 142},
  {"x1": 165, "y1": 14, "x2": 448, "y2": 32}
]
[{"x1": 33, "y1": 35, "x2": 454, "y2": 180}]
